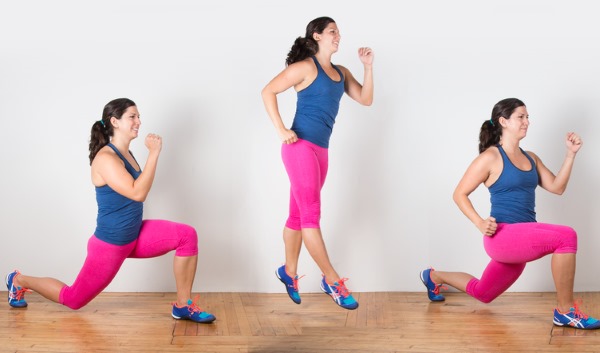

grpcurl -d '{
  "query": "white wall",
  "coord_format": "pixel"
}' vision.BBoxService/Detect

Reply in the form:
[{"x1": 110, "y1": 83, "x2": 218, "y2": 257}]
[{"x1": 2, "y1": 0, "x2": 600, "y2": 294}]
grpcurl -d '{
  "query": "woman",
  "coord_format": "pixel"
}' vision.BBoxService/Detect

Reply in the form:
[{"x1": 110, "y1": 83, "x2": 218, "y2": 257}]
[
  {"x1": 420, "y1": 98, "x2": 599, "y2": 329},
  {"x1": 6, "y1": 98, "x2": 215, "y2": 323},
  {"x1": 261, "y1": 16, "x2": 374, "y2": 310}
]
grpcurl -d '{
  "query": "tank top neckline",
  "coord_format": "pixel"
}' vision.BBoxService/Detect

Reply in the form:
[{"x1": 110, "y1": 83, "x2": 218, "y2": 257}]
[
  {"x1": 107, "y1": 143, "x2": 141, "y2": 173},
  {"x1": 497, "y1": 145, "x2": 534, "y2": 172},
  {"x1": 311, "y1": 56, "x2": 343, "y2": 83}
]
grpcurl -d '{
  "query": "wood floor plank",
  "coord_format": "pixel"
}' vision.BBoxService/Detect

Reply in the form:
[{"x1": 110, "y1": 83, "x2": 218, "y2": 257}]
[{"x1": 3, "y1": 291, "x2": 600, "y2": 352}]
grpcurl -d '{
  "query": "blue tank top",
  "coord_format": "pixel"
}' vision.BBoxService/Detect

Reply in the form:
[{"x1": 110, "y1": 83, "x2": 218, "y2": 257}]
[
  {"x1": 489, "y1": 145, "x2": 538, "y2": 223},
  {"x1": 290, "y1": 56, "x2": 345, "y2": 148},
  {"x1": 94, "y1": 144, "x2": 143, "y2": 245}
]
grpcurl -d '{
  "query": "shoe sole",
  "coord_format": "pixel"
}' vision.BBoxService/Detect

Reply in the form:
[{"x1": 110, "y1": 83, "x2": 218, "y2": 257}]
[
  {"x1": 172, "y1": 312, "x2": 216, "y2": 323},
  {"x1": 553, "y1": 318, "x2": 600, "y2": 330}
]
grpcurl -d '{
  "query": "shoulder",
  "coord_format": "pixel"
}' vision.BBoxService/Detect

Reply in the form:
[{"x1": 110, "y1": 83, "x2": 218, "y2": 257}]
[
  {"x1": 288, "y1": 57, "x2": 316, "y2": 71},
  {"x1": 92, "y1": 145, "x2": 121, "y2": 170},
  {"x1": 478, "y1": 146, "x2": 501, "y2": 163},
  {"x1": 334, "y1": 64, "x2": 350, "y2": 77},
  {"x1": 524, "y1": 150, "x2": 541, "y2": 164}
]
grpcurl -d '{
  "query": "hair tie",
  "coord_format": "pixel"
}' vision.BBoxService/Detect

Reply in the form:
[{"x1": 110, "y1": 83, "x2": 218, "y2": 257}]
[
  {"x1": 489, "y1": 119, "x2": 494, "y2": 126},
  {"x1": 99, "y1": 120, "x2": 105, "y2": 127}
]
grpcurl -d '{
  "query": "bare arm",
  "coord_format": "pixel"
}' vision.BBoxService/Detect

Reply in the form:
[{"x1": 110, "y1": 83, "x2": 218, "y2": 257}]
[
  {"x1": 453, "y1": 150, "x2": 498, "y2": 236},
  {"x1": 261, "y1": 61, "x2": 312, "y2": 144},
  {"x1": 340, "y1": 47, "x2": 374, "y2": 106},
  {"x1": 92, "y1": 134, "x2": 162, "y2": 202},
  {"x1": 534, "y1": 132, "x2": 582, "y2": 195}
]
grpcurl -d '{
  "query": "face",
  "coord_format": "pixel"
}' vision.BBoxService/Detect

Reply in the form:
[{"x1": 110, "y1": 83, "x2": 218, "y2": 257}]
[
  {"x1": 501, "y1": 105, "x2": 529, "y2": 139},
  {"x1": 313, "y1": 22, "x2": 340, "y2": 53},
  {"x1": 111, "y1": 106, "x2": 141, "y2": 139}
]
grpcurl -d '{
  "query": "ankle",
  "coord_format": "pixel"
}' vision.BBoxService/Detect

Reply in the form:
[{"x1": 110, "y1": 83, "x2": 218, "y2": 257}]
[
  {"x1": 284, "y1": 265, "x2": 297, "y2": 277},
  {"x1": 430, "y1": 271, "x2": 441, "y2": 285}
]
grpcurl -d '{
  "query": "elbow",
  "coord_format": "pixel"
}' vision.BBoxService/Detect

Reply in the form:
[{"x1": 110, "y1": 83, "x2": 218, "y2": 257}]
[
  {"x1": 361, "y1": 96, "x2": 373, "y2": 106},
  {"x1": 261, "y1": 86, "x2": 272, "y2": 101},
  {"x1": 131, "y1": 193, "x2": 148, "y2": 202},
  {"x1": 452, "y1": 190, "x2": 461, "y2": 206}
]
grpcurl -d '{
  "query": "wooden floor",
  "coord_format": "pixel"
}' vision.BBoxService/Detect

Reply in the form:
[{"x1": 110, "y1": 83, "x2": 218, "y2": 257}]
[{"x1": 2, "y1": 291, "x2": 600, "y2": 353}]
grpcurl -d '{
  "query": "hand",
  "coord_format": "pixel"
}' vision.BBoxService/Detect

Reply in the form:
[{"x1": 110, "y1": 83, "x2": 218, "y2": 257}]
[
  {"x1": 278, "y1": 128, "x2": 298, "y2": 144},
  {"x1": 145, "y1": 133, "x2": 162, "y2": 153},
  {"x1": 478, "y1": 216, "x2": 497, "y2": 237},
  {"x1": 358, "y1": 47, "x2": 374, "y2": 66},
  {"x1": 565, "y1": 132, "x2": 582, "y2": 154}
]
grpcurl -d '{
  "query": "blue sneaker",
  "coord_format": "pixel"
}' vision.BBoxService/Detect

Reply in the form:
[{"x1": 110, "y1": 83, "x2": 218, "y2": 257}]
[
  {"x1": 6, "y1": 270, "x2": 29, "y2": 308},
  {"x1": 553, "y1": 305, "x2": 600, "y2": 330},
  {"x1": 172, "y1": 295, "x2": 215, "y2": 323},
  {"x1": 276, "y1": 265, "x2": 303, "y2": 304},
  {"x1": 320, "y1": 276, "x2": 358, "y2": 310},
  {"x1": 420, "y1": 268, "x2": 445, "y2": 302}
]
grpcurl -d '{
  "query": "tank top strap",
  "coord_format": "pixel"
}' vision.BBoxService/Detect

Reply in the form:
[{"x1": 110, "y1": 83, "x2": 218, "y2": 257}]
[
  {"x1": 310, "y1": 56, "x2": 344, "y2": 80},
  {"x1": 496, "y1": 145, "x2": 536, "y2": 169},
  {"x1": 106, "y1": 143, "x2": 141, "y2": 176}
]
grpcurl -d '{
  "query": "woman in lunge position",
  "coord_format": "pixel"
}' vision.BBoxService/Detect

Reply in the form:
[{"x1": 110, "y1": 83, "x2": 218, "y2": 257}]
[
  {"x1": 421, "y1": 98, "x2": 599, "y2": 329},
  {"x1": 262, "y1": 16, "x2": 374, "y2": 309},
  {"x1": 6, "y1": 98, "x2": 215, "y2": 323}
]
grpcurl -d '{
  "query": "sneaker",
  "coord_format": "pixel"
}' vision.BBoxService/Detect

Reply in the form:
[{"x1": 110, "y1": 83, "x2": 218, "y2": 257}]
[
  {"x1": 420, "y1": 268, "x2": 445, "y2": 302},
  {"x1": 6, "y1": 270, "x2": 29, "y2": 308},
  {"x1": 553, "y1": 304, "x2": 600, "y2": 330},
  {"x1": 320, "y1": 276, "x2": 358, "y2": 310},
  {"x1": 172, "y1": 295, "x2": 215, "y2": 323},
  {"x1": 276, "y1": 265, "x2": 303, "y2": 304}
]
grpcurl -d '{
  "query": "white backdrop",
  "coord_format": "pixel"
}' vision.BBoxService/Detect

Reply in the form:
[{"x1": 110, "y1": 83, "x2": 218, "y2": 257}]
[{"x1": 1, "y1": 0, "x2": 600, "y2": 294}]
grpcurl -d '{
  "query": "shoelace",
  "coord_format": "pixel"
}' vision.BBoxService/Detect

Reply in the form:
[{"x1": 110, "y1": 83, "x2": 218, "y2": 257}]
[
  {"x1": 332, "y1": 278, "x2": 351, "y2": 298},
  {"x1": 428, "y1": 268, "x2": 447, "y2": 295},
  {"x1": 571, "y1": 302, "x2": 589, "y2": 320},
  {"x1": 186, "y1": 295, "x2": 205, "y2": 314},
  {"x1": 431, "y1": 283, "x2": 448, "y2": 295},
  {"x1": 10, "y1": 287, "x2": 31, "y2": 301},
  {"x1": 172, "y1": 294, "x2": 206, "y2": 314},
  {"x1": 292, "y1": 275, "x2": 305, "y2": 291}
]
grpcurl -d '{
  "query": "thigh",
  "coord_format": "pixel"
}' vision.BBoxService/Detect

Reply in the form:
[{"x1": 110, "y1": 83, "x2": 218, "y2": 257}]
[
  {"x1": 281, "y1": 140, "x2": 323, "y2": 201},
  {"x1": 129, "y1": 219, "x2": 192, "y2": 258},
  {"x1": 484, "y1": 222, "x2": 575, "y2": 263}
]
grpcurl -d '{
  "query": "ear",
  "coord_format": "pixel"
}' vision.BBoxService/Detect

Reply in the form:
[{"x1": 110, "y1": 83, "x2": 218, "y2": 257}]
[
  {"x1": 312, "y1": 32, "x2": 320, "y2": 41},
  {"x1": 498, "y1": 116, "x2": 508, "y2": 127},
  {"x1": 110, "y1": 116, "x2": 119, "y2": 128}
]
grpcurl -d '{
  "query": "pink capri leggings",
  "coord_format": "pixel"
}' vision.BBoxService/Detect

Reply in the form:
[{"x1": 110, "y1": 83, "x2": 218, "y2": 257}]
[
  {"x1": 466, "y1": 222, "x2": 577, "y2": 303},
  {"x1": 281, "y1": 139, "x2": 329, "y2": 230},
  {"x1": 59, "y1": 219, "x2": 198, "y2": 310}
]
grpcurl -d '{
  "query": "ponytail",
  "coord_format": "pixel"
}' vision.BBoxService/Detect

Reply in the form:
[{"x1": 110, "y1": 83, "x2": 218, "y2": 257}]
[
  {"x1": 286, "y1": 37, "x2": 318, "y2": 66},
  {"x1": 88, "y1": 120, "x2": 111, "y2": 164}
]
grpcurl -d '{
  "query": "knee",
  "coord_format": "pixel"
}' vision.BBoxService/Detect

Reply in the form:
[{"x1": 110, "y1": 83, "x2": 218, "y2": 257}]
[
  {"x1": 562, "y1": 226, "x2": 578, "y2": 253},
  {"x1": 175, "y1": 223, "x2": 198, "y2": 256}
]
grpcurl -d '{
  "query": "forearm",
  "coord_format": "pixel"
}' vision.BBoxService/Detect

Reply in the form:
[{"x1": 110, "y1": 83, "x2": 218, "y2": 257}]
[
  {"x1": 360, "y1": 65, "x2": 374, "y2": 106},
  {"x1": 132, "y1": 152, "x2": 159, "y2": 201},
  {"x1": 550, "y1": 152, "x2": 576, "y2": 194},
  {"x1": 454, "y1": 193, "x2": 485, "y2": 228},
  {"x1": 262, "y1": 90, "x2": 288, "y2": 131}
]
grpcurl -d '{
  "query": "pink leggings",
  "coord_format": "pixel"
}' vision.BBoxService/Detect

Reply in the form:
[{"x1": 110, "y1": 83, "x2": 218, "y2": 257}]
[
  {"x1": 466, "y1": 222, "x2": 577, "y2": 303},
  {"x1": 59, "y1": 219, "x2": 198, "y2": 309},
  {"x1": 281, "y1": 139, "x2": 329, "y2": 230}
]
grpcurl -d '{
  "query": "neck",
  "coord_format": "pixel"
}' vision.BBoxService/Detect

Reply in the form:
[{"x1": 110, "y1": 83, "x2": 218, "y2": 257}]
[
  {"x1": 109, "y1": 136, "x2": 132, "y2": 153},
  {"x1": 314, "y1": 52, "x2": 333, "y2": 67},
  {"x1": 499, "y1": 137, "x2": 520, "y2": 153}
]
